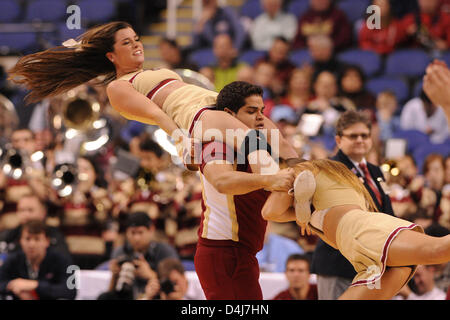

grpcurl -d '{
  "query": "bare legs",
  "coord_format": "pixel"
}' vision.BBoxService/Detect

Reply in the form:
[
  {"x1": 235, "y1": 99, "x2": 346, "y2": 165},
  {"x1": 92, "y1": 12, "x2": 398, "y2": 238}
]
[
  {"x1": 339, "y1": 231, "x2": 450, "y2": 300},
  {"x1": 386, "y1": 230, "x2": 450, "y2": 266},
  {"x1": 338, "y1": 267, "x2": 412, "y2": 300},
  {"x1": 193, "y1": 110, "x2": 298, "y2": 174}
]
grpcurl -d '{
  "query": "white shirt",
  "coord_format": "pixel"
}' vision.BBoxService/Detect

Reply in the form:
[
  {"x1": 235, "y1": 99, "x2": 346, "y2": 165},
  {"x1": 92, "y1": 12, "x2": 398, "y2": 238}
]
[
  {"x1": 400, "y1": 97, "x2": 449, "y2": 144},
  {"x1": 394, "y1": 287, "x2": 446, "y2": 300},
  {"x1": 250, "y1": 12, "x2": 298, "y2": 51}
]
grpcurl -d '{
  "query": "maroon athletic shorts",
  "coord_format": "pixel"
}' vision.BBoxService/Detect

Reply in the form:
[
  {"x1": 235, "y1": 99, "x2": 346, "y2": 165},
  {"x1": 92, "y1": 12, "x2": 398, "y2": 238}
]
[{"x1": 194, "y1": 242, "x2": 263, "y2": 300}]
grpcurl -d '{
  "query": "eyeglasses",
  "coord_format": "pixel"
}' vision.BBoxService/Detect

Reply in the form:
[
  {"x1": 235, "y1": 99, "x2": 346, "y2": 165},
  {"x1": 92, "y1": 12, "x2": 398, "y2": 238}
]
[{"x1": 341, "y1": 133, "x2": 371, "y2": 140}]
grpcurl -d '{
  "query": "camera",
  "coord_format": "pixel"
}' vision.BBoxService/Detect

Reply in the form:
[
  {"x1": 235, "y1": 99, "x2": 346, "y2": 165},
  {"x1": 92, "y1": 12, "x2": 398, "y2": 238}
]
[
  {"x1": 159, "y1": 279, "x2": 175, "y2": 295},
  {"x1": 116, "y1": 252, "x2": 141, "y2": 266}
]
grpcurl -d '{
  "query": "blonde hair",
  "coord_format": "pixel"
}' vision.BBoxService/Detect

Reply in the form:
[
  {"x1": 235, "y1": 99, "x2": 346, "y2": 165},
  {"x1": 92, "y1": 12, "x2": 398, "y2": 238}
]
[{"x1": 293, "y1": 159, "x2": 378, "y2": 212}]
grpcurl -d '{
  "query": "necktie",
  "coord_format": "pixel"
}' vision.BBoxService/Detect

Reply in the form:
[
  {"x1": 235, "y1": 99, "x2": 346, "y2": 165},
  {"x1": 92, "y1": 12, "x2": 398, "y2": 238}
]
[{"x1": 359, "y1": 163, "x2": 382, "y2": 206}]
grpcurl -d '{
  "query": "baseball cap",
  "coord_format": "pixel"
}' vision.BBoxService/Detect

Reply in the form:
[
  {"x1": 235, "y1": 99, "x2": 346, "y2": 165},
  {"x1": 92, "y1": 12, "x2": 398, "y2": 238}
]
[
  {"x1": 126, "y1": 211, "x2": 152, "y2": 229},
  {"x1": 270, "y1": 105, "x2": 299, "y2": 124}
]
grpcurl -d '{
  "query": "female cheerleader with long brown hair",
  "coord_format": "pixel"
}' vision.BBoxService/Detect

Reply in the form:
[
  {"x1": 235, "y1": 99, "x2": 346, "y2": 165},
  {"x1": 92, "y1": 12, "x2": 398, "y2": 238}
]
[
  {"x1": 262, "y1": 158, "x2": 450, "y2": 300},
  {"x1": 8, "y1": 21, "x2": 297, "y2": 171}
]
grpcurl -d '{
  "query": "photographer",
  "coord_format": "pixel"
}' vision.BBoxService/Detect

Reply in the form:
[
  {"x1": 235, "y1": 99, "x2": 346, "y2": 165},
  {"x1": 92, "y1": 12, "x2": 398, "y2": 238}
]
[
  {"x1": 97, "y1": 211, "x2": 179, "y2": 300},
  {"x1": 142, "y1": 257, "x2": 205, "y2": 300}
]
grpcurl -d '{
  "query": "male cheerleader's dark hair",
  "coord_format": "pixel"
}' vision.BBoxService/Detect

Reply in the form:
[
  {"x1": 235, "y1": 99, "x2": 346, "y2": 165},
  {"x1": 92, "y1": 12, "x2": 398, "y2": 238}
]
[
  {"x1": 8, "y1": 21, "x2": 132, "y2": 103},
  {"x1": 216, "y1": 81, "x2": 263, "y2": 114}
]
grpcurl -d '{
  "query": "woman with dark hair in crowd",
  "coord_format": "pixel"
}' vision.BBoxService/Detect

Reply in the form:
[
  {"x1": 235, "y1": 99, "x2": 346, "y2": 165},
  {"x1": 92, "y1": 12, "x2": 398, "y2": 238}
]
[
  {"x1": 338, "y1": 65, "x2": 376, "y2": 114},
  {"x1": 9, "y1": 21, "x2": 297, "y2": 174}
]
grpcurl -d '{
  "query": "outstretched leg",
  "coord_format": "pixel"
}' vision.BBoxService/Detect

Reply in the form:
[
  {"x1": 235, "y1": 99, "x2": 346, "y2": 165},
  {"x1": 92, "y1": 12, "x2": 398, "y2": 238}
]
[
  {"x1": 338, "y1": 267, "x2": 412, "y2": 300},
  {"x1": 386, "y1": 230, "x2": 450, "y2": 267}
]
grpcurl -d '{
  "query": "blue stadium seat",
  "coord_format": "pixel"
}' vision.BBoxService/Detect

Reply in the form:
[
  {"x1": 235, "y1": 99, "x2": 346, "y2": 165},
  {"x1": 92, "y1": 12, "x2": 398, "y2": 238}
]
[
  {"x1": 0, "y1": 0, "x2": 21, "y2": 23},
  {"x1": 385, "y1": 49, "x2": 431, "y2": 78},
  {"x1": 442, "y1": 51, "x2": 450, "y2": 67},
  {"x1": 392, "y1": 129, "x2": 430, "y2": 154},
  {"x1": 189, "y1": 48, "x2": 216, "y2": 68},
  {"x1": 24, "y1": 0, "x2": 68, "y2": 22},
  {"x1": 0, "y1": 32, "x2": 37, "y2": 53},
  {"x1": 76, "y1": 0, "x2": 116, "y2": 23},
  {"x1": 287, "y1": 0, "x2": 309, "y2": 18},
  {"x1": 58, "y1": 23, "x2": 86, "y2": 44},
  {"x1": 238, "y1": 49, "x2": 265, "y2": 66},
  {"x1": 337, "y1": 49, "x2": 381, "y2": 77},
  {"x1": 413, "y1": 142, "x2": 450, "y2": 173},
  {"x1": 337, "y1": 0, "x2": 370, "y2": 23},
  {"x1": 289, "y1": 49, "x2": 312, "y2": 67},
  {"x1": 240, "y1": 0, "x2": 263, "y2": 19},
  {"x1": 366, "y1": 77, "x2": 409, "y2": 102}
]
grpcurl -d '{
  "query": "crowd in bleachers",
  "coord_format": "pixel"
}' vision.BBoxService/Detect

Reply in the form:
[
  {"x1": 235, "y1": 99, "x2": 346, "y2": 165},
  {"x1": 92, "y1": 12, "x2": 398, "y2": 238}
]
[{"x1": 0, "y1": 0, "x2": 450, "y2": 300}]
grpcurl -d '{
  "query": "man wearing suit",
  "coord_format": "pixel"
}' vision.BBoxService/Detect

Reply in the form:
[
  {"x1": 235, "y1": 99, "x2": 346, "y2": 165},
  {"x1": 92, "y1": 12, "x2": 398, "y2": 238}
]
[{"x1": 311, "y1": 110, "x2": 395, "y2": 300}]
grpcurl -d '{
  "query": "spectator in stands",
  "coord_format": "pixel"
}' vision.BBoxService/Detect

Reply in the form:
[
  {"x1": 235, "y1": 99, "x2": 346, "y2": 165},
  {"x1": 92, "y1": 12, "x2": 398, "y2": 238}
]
[
  {"x1": 386, "y1": 154, "x2": 419, "y2": 220},
  {"x1": 400, "y1": 90, "x2": 449, "y2": 144},
  {"x1": 272, "y1": 254, "x2": 318, "y2": 300},
  {"x1": 158, "y1": 38, "x2": 199, "y2": 71},
  {"x1": 424, "y1": 154, "x2": 446, "y2": 221},
  {"x1": 0, "y1": 220, "x2": 76, "y2": 300},
  {"x1": 375, "y1": 90, "x2": 401, "y2": 142},
  {"x1": 250, "y1": 0, "x2": 298, "y2": 51},
  {"x1": 192, "y1": 0, "x2": 246, "y2": 51},
  {"x1": 440, "y1": 156, "x2": 450, "y2": 230},
  {"x1": 142, "y1": 257, "x2": 205, "y2": 300},
  {"x1": 98, "y1": 211, "x2": 179, "y2": 299},
  {"x1": 200, "y1": 33, "x2": 247, "y2": 92},
  {"x1": 395, "y1": 265, "x2": 446, "y2": 300},
  {"x1": 338, "y1": 65, "x2": 376, "y2": 113},
  {"x1": 253, "y1": 61, "x2": 276, "y2": 100},
  {"x1": 256, "y1": 222, "x2": 305, "y2": 273},
  {"x1": 0, "y1": 193, "x2": 71, "y2": 261},
  {"x1": 255, "y1": 37, "x2": 296, "y2": 97},
  {"x1": 305, "y1": 71, "x2": 355, "y2": 136},
  {"x1": 307, "y1": 34, "x2": 346, "y2": 75},
  {"x1": 292, "y1": 0, "x2": 352, "y2": 52},
  {"x1": 403, "y1": 0, "x2": 450, "y2": 52},
  {"x1": 359, "y1": 0, "x2": 410, "y2": 55},
  {"x1": 264, "y1": 67, "x2": 312, "y2": 118}
]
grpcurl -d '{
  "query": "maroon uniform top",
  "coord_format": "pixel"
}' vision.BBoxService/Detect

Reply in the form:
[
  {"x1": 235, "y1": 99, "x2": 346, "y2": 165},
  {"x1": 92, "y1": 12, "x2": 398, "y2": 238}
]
[{"x1": 197, "y1": 141, "x2": 269, "y2": 254}]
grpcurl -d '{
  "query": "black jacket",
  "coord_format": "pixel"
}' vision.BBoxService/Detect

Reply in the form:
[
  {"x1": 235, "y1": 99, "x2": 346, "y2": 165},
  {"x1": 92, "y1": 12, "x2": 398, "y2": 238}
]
[
  {"x1": 310, "y1": 149, "x2": 395, "y2": 279},
  {"x1": 0, "y1": 248, "x2": 77, "y2": 300}
]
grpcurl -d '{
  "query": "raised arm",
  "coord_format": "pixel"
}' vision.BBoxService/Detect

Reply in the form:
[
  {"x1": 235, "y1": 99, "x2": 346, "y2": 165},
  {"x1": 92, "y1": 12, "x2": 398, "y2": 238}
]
[{"x1": 106, "y1": 80, "x2": 180, "y2": 138}]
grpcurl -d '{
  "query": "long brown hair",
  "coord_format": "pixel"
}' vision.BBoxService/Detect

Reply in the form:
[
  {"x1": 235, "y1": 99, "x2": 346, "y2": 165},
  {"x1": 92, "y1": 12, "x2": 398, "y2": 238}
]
[
  {"x1": 293, "y1": 159, "x2": 378, "y2": 212},
  {"x1": 8, "y1": 21, "x2": 132, "y2": 103}
]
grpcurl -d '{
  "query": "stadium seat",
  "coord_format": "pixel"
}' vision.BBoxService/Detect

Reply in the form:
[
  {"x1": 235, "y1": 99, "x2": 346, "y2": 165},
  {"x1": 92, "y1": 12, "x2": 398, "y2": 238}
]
[
  {"x1": 287, "y1": 0, "x2": 309, "y2": 17},
  {"x1": 76, "y1": 0, "x2": 116, "y2": 23},
  {"x1": 0, "y1": 0, "x2": 21, "y2": 23},
  {"x1": 366, "y1": 77, "x2": 409, "y2": 103},
  {"x1": 413, "y1": 142, "x2": 450, "y2": 173},
  {"x1": 337, "y1": 0, "x2": 370, "y2": 23},
  {"x1": 240, "y1": 0, "x2": 263, "y2": 19},
  {"x1": 442, "y1": 51, "x2": 450, "y2": 67},
  {"x1": 337, "y1": 49, "x2": 381, "y2": 77},
  {"x1": 24, "y1": 0, "x2": 68, "y2": 22},
  {"x1": 289, "y1": 49, "x2": 312, "y2": 67},
  {"x1": 385, "y1": 49, "x2": 431, "y2": 78},
  {"x1": 58, "y1": 23, "x2": 86, "y2": 44},
  {"x1": 238, "y1": 49, "x2": 266, "y2": 66},
  {"x1": 0, "y1": 32, "x2": 37, "y2": 53},
  {"x1": 392, "y1": 129, "x2": 430, "y2": 154},
  {"x1": 189, "y1": 48, "x2": 216, "y2": 68}
]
